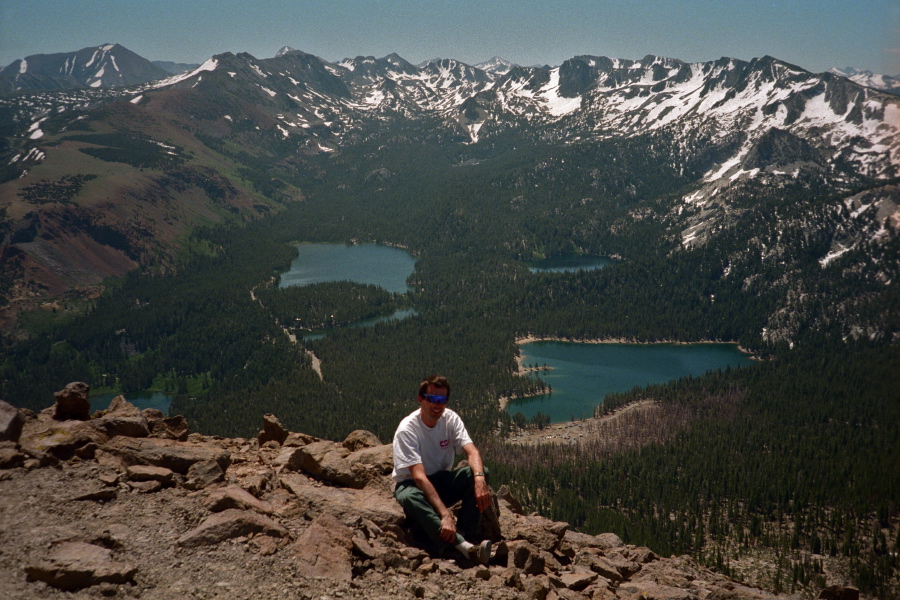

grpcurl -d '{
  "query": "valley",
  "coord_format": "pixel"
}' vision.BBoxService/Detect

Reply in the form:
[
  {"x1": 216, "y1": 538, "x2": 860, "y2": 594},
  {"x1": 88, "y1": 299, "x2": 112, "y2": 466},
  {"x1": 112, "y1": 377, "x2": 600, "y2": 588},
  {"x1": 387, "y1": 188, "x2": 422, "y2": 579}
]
[{"x1": 0, "y1": 45, "x2": 898, "y2": 597}]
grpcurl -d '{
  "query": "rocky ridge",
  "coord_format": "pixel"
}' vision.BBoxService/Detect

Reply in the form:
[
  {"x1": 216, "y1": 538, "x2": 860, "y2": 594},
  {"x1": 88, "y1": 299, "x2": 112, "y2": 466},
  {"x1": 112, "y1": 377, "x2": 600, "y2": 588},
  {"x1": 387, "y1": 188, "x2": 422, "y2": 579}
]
[{"x1": 0, "y1": 385, "x2": 851, "y2": 600}]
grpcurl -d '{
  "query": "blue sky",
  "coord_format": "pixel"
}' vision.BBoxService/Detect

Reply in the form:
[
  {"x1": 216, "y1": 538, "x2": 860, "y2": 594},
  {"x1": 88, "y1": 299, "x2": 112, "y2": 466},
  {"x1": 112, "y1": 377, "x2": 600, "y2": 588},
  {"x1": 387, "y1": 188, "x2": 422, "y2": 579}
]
[{"x1": 1, "y1": 0, "x2": 898, "y2": 75}]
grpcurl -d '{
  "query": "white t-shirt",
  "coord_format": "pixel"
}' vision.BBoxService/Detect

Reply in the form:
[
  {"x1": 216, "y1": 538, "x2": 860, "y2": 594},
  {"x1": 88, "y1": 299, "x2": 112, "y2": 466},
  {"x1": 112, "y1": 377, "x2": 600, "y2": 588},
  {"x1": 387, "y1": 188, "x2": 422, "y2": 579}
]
[{"x1": 391, "y1": 408, "x2": 473, "y2": 483}]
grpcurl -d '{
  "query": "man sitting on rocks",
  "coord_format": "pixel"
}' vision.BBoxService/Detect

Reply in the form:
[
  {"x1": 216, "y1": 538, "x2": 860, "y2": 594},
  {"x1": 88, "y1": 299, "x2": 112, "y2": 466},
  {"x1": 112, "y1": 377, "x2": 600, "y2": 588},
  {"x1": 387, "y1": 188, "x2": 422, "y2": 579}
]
[{"x1": 392, "y1": 375, "x2": 492, "y2": 564}]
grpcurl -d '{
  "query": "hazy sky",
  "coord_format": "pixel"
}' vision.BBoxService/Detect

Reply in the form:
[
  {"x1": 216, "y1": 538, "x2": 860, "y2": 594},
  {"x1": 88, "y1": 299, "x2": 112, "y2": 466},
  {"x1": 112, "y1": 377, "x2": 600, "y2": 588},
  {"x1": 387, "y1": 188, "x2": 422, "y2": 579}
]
[{"x1": 1, "y1": 0, "x2": 898, "y2": 75}]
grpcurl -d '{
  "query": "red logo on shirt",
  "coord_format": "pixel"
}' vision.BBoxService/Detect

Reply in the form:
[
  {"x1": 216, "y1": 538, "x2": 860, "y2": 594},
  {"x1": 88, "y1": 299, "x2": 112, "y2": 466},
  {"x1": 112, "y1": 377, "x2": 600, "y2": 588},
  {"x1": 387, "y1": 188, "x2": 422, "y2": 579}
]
[{"x1": 440, "y1": 439, "x2": 449, "y2": 448}]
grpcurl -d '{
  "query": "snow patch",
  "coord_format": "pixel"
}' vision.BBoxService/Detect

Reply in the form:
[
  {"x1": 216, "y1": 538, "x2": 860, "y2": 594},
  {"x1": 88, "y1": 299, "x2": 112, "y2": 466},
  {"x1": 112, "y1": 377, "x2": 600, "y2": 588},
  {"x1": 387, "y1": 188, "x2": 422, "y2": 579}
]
[
  {"x1": 151, "y1": 58, "x2": 218, "y2": 88},
  {"x1": 130, "y1": 95, "x2": 144, "y2": 104},
  {"x1": 538, "y1": 68, "x2": 582, "y2": 116}
]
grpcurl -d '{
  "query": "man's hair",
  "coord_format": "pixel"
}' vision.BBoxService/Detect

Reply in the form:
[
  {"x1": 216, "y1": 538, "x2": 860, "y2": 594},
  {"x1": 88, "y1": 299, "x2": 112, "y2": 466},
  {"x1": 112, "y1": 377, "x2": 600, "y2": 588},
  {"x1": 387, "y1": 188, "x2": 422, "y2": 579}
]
[{"x1": 418, "y1": 375, "x2": 450, "y2": 397}]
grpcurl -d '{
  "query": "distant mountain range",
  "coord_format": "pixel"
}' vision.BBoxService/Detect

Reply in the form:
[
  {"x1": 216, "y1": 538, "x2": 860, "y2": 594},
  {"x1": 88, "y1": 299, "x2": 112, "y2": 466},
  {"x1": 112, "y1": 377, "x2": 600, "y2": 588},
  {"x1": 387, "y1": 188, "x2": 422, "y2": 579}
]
[
  {"x1": 828, "y1": 66, "x2": 900, "y2": 96},
  {"x1": 1, "y1": 43, "x2": 897, "y2": 96},
  {"x1": 0, "y1": 43, "x2": 898, "y2": 343}
]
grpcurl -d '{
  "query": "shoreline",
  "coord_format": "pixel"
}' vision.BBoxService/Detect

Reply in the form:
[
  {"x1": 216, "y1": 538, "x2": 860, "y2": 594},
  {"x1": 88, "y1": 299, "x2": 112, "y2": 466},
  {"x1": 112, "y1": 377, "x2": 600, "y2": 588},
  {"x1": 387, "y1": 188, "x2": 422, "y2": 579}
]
[
  {"x1": 515, "y1": 335, "x2": 757, "y2": 357},
  {"x1": 499, "y1": 334, "x2": 757, "y2": 416}
]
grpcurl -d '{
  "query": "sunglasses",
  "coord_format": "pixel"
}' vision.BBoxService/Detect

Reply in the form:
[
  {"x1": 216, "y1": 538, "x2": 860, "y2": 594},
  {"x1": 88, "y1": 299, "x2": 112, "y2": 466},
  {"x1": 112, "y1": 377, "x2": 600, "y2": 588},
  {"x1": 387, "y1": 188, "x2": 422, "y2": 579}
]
[{"x1": 421, "y1": 394, "x2": 449, "y2": 405}]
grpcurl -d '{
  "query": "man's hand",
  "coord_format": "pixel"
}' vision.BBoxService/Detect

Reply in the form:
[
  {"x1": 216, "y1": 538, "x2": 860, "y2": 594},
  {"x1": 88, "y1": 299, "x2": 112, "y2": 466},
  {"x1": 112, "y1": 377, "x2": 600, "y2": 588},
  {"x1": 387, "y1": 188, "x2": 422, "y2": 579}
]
[
  {"x1": 474, "y1": 476, "x2": 491, "y2": 512},
  {"x1": 439, "y1": 512, "x2": 457, "y2": 542}
]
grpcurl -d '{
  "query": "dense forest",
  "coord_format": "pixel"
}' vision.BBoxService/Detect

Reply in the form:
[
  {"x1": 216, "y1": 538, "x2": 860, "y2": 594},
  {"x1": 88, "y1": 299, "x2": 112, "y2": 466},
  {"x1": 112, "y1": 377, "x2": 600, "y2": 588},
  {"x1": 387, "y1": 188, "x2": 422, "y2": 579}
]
[{"x1": 1, "y1": 128, "x2": 897, "y2": 597}]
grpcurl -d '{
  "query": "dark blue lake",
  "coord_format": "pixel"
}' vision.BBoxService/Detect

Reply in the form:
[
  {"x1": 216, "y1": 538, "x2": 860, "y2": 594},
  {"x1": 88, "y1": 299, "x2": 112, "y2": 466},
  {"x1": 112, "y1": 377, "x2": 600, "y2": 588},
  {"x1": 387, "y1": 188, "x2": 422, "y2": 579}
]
[
  {"x1": 527, "y1": 255, "x2": 616, "y2": 273},
  {"x1": 279, "y1": 243, "x2": 417, "y2": 293},
  {"x1": 509, "y1": 341, "x2": 753, "y2": 423}
]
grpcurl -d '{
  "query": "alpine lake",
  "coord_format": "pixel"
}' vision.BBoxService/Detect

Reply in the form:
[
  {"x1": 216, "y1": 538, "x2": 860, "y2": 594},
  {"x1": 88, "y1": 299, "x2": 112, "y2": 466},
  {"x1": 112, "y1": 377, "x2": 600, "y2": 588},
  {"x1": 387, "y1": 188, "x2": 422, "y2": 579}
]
[{"x1": 91, "y1": 245, "x2": 751, "y2": 421}]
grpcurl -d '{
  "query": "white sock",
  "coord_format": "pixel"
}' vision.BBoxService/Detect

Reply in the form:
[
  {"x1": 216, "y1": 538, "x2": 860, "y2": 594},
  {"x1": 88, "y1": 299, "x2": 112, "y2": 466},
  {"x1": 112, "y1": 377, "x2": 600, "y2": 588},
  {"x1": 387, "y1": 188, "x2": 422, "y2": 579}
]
[{"x1": 455, "y1": 540, "x2": 473, "y2": 554}]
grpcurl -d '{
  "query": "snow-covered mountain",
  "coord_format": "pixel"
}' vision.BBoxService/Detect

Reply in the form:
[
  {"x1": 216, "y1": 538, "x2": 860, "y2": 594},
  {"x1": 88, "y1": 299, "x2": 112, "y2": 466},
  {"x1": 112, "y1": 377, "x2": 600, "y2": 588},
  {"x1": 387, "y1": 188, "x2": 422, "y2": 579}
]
[
  {"x1": 134, "y1": 50, "x2": 898, "y2": 184},
  {"x1": 828, "y1": 67, "x2": 900, "y2": 96},
  {"x1": 2, "y1": 47, "x2": 898, "y2": 345},
  {"x1": 0, "y1": 44, "x2": 170, "y2": 94},
  {"x1": 475, "y1": 57, "x2": 517, "y2": 75}
]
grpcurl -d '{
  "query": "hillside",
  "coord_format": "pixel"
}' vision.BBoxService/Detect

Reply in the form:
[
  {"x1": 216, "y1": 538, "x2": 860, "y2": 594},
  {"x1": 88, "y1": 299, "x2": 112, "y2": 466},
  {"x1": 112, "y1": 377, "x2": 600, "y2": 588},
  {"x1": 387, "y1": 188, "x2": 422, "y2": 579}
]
[
  {"x1": 0, "y1": 389, "x2": 817, "y2": 600},
  {"x1": 1, "y1": 48, "x2": 897, "y2": 339}
]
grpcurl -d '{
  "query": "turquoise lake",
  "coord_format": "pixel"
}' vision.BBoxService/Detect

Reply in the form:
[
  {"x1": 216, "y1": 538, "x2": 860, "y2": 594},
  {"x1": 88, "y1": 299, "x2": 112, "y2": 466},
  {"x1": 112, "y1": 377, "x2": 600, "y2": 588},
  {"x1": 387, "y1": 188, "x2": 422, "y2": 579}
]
[
  {"x1": 509, "y1": 341, "x2": 753, "y2": 423},
  {"x1": 279, "y1": 243, "x2": 417, "y2": 293}
]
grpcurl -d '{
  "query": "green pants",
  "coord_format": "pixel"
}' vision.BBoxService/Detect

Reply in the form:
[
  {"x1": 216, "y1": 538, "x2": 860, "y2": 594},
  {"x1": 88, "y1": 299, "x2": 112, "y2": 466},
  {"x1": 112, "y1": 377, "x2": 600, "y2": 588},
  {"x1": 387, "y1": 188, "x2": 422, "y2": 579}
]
[{"x1": 394, "y1": 466, "x2": 485, "y2": 550}]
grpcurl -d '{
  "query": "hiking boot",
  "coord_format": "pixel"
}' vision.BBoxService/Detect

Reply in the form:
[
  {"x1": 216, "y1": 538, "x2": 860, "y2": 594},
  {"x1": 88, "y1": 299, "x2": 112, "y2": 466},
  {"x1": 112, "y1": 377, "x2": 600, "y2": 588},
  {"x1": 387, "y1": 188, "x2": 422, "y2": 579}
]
[{"x1": 467, "y1": 540, "x2": 492, "y2": 565}]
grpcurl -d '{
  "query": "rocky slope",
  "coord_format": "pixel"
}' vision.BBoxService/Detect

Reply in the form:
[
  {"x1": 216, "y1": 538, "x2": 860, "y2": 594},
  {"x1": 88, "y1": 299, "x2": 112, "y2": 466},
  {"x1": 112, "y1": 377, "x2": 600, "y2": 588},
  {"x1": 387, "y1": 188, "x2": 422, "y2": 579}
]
[{"x1": 0, "y1": 384, "x2": 843, "y2": 600}]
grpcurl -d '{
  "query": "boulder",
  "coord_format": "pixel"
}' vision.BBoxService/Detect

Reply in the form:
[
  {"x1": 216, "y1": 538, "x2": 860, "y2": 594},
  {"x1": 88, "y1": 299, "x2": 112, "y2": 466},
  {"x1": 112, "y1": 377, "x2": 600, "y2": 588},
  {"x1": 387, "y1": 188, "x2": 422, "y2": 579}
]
[
  {"x1": 343, "y1": 429, "x2": 381, "y2": 452},
  {"x1": 551, "y1": 569, "x2": 598, "y2": 592},
  {"x1": 258, "y1": 413, "x2": 288, "y2": 446},
  {"x1": 183, "y1": 458, "x2": 225, "y2": 490},
  {"x1": 176, "y1": 509, "x2": 288, "y2": 548},
  {"x1": 204, "y1": 484, "x2": 274, "y2": 515},
  {"x1": 0, "y1": 400, "x2": 23, "y2": 442},
  {"x1": 564, "y1": 530, "x2": 624, "y2": 550},
  {"x1": 497, "y1": 484, "x2": 525, "y2": 514},
  {"x1": 24, "y1": 541, "x2": 137, "y2": 590},
  {"x1": 347, "y1": 443, "x2": 393, "y2": 473},
  {"x1": 0, "y1": 442, "x2": 24, "y2": 469},
  {"x1": 574, "y1": 548, "x2": 624, "y2": 583},
  {"x1": 91, "y1": 396, "x2": 150, "y2": 438},
  {"x1": 53, "y1": 382, "x2": 91, "y2": 421},
  {"x1": 126, "y1": 464, "x2": 176, "y2": 487},
  {"x1": 500, "y1": 509, "x2": 568, "y2": 553},
  {"x1": 100, "y1": 436, "x2": 230, "y2": 475},
  {"x1": 289, "y1": 439, "x2": 363, "y2": 488},
  {"x1": 19, "y1": 415, "x2": 108, "y2": 463},
  {"x1": 281, "y1": 472, "x2": 404, "y2": 530},
  {"x1": 144, "y1": 410, "x2": 190, "y2": 441},
  {"x1": 505, "y1": 540, "x2": 546, "y2": 575},
  {"x1": 292, "y1": 513, "x2": 355, "y2": 581}
]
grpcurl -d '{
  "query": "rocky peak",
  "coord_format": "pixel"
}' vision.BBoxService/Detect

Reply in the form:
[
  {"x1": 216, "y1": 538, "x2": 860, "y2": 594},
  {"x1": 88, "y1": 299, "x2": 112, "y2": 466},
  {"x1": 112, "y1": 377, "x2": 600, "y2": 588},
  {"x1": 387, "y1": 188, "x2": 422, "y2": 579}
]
[{"x1": 0, "y1": 386, "x2": 840, "y2": 599}]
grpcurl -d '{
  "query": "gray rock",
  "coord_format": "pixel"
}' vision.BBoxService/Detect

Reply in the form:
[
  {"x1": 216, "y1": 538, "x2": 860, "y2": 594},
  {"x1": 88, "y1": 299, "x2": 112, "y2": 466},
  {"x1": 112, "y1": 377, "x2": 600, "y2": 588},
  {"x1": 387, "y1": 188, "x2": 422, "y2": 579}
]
[
  {"x1": 176, "y1": 508, "x2": 289, "y2": 548},
  {"x1": 0, "y1": 400, "x2": 23, "y2": 442},
  {"x1": 53, "y1": 382, "x2": 91, "y2": 421},
  {"x1": 24, "y1": 541, "x2": 137, "y2": 590}
]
